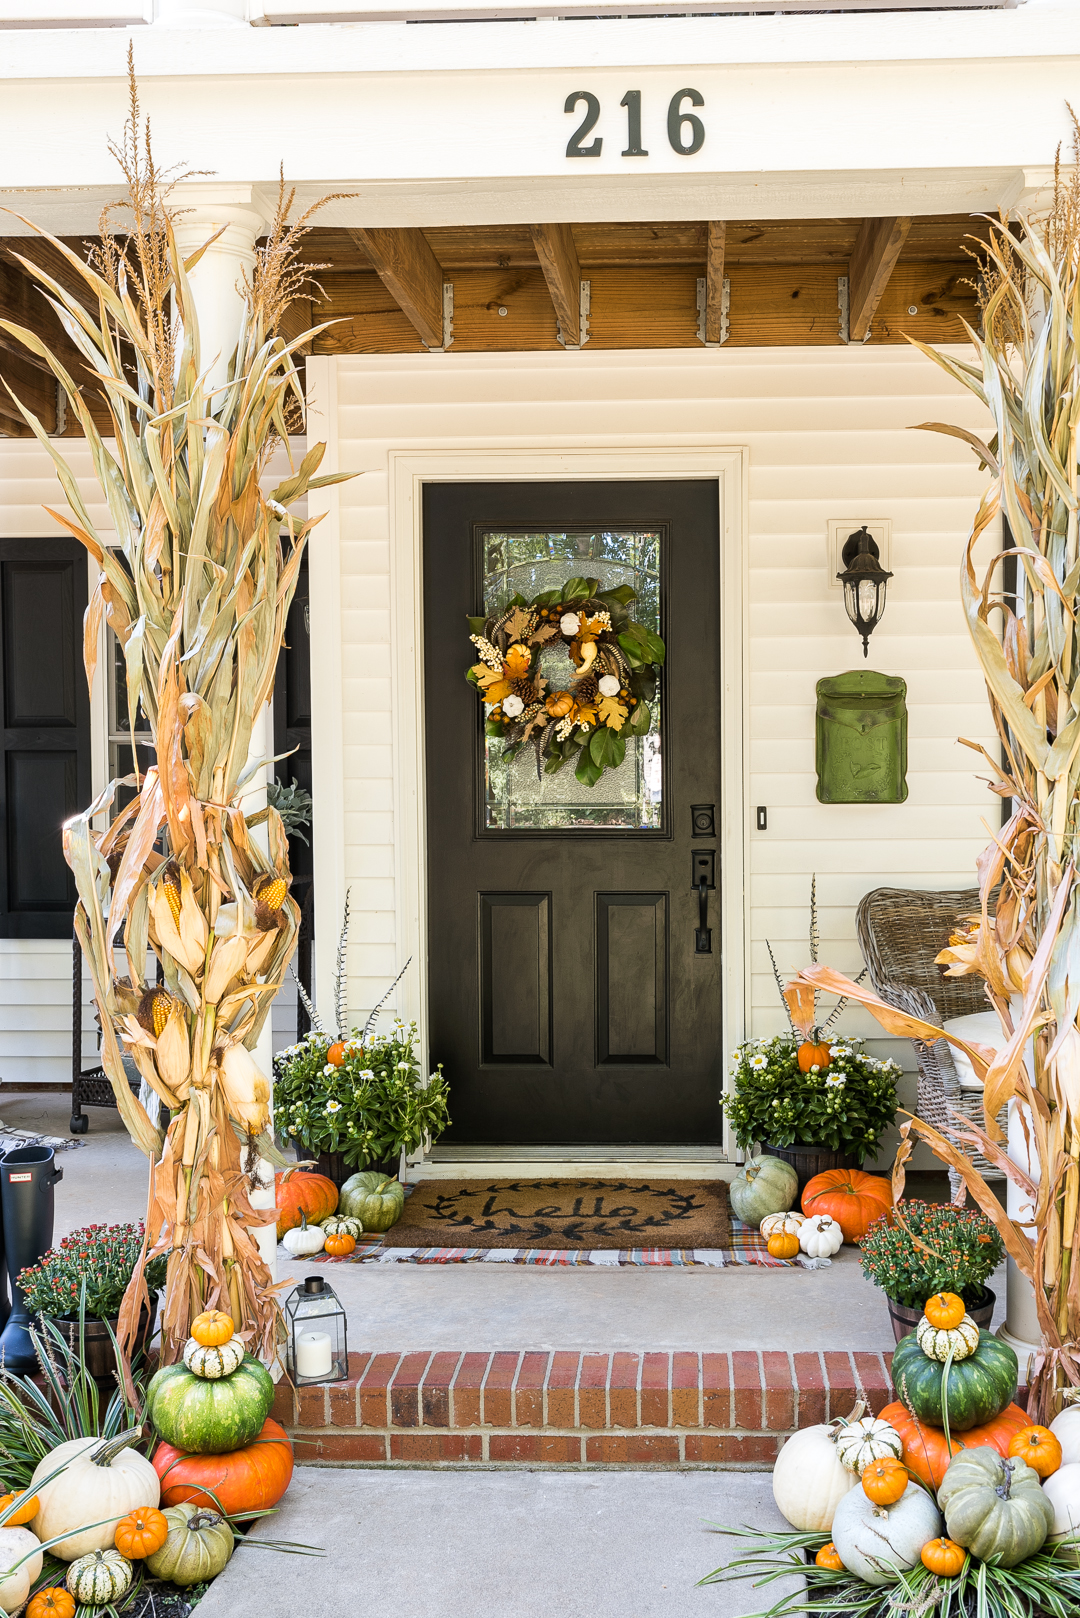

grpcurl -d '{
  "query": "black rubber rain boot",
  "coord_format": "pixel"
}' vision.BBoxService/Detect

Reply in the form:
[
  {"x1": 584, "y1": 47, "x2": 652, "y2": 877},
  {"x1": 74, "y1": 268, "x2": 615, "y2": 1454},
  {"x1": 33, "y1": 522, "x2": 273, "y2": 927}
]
[{"x1": 0, "y1": 1146, "x2": 62, "y2": 1373}]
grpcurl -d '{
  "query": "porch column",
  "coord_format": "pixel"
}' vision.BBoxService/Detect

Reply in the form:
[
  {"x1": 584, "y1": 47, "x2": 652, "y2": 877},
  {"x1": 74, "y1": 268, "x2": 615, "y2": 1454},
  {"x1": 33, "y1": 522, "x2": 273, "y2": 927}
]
[{"x1": 172, "y1": 190, "x2": 279, "y2": 1280}]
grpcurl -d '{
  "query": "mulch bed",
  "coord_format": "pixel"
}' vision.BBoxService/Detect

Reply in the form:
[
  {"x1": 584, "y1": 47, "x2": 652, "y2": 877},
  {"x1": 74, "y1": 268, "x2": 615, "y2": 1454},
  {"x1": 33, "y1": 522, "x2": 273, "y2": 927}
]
[{"x1": 378, "y1": 1177, "x2": 731, "y2": 1250}]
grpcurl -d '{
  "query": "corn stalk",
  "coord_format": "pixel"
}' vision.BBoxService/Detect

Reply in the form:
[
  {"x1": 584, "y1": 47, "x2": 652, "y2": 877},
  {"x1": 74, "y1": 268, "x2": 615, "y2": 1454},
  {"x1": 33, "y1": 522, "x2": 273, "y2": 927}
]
[
  {"x1": 0, "y1": 77, "x2": 352, "y2": 1365},
  {"x1": 785, "y1": 132, "x2": 1080, "y2": 1423}
]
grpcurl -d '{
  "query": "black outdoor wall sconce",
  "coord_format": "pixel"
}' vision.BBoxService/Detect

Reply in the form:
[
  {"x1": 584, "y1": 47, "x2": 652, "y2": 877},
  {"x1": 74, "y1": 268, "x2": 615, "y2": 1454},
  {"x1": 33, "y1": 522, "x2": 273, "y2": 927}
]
[{"x1": 837, "y1": 525, "x2": 892, "y2": 656}]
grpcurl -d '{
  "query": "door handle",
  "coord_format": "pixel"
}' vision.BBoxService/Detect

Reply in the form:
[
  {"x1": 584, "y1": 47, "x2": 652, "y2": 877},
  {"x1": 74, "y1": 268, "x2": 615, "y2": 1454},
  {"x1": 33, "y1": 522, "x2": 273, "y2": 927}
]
[{"x1": 695, "y1": 876, "x2": 712, "y2": 954}]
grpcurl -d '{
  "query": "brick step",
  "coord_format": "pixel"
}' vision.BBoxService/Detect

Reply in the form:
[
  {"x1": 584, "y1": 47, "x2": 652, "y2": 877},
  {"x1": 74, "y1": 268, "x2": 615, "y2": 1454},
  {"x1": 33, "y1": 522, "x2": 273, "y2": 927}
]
[{"x1": 273, "y1": 1348, "x2": 897, "y2": 1468}]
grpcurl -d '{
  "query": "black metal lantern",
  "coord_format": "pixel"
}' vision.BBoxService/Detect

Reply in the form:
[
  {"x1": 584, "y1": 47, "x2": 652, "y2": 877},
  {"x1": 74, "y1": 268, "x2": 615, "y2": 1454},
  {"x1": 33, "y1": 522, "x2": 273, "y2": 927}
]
[
  {"x1": 284, "y1": 1275, "x2": 349, "y2": 1384},
  {"x1": 837, "y1": 526, "x2": 892, "y2": 657}
]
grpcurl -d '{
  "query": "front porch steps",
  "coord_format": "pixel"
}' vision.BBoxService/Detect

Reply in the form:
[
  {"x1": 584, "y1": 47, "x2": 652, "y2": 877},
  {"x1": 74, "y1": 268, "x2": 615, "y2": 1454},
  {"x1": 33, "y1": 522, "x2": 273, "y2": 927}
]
[{"x1": 272, "y1": 1347, "x2": 896, "y2": 1468}]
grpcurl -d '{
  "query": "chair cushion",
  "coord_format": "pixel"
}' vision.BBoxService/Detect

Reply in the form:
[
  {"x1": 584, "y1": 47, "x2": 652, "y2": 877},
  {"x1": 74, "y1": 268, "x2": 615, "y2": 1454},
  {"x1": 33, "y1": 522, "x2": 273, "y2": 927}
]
[{"x1": 941, "y1": 1011, "x2": 1005, "y2": 1089}]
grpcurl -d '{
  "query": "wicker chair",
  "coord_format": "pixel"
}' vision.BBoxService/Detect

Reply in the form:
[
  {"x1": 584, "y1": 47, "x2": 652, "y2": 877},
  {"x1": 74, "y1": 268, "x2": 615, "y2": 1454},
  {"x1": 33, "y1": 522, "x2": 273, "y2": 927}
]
[{"x1": 855, "y1": 886, "x2": 1005, "y2": 1196}]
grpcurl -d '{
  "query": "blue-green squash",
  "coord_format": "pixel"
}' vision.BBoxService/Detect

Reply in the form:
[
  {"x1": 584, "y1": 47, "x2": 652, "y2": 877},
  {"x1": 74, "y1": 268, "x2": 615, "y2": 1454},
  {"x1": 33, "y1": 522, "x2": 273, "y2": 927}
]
[
  {"x1": 146, "y1": 1355, "x2": 274, "y2": 1455},
  {"x1": 890, "y1": 1330, "x2": 1017, "y2": 1432},
  {"x1": 338, "y1": 1172, "x2": 405, "y2": 1232},
  {"x1": 729, "y1": 1155, "x2": 798, "y2": 1225}
]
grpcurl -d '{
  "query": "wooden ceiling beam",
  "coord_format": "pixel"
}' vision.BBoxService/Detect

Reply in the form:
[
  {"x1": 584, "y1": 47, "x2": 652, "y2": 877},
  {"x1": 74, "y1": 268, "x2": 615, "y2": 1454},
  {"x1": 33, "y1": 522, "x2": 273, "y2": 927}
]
[
  {"x1": 848, "y1": 216, "x2": 912, "y2": 341},
  {"x1": 703, "y1": 221, "x2": 726, "y2": 345},
  {"x1": 347, "y1": 227, "x2": 444, "y2": 349},
  {"x1": 529, "y1": 224, "x2": 581, "y2": 342},
  {"x1": 0, "y1": 258, "x2": 92, "y2": 387}
]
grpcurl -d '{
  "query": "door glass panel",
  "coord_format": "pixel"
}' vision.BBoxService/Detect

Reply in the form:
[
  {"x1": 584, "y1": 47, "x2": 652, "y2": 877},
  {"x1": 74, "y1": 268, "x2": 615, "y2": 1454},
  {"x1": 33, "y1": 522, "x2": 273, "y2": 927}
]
[{"x1": 480, "y1": 528, "x2": 662, "y2": 831}]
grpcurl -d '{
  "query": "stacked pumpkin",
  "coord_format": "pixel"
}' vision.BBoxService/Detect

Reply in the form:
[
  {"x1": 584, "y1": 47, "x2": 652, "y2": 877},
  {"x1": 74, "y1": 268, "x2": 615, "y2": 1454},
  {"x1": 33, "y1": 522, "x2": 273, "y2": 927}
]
[
  {"x1": 275, "y1": 1168, "x2": 405, "y2": 1258},
  {"x1": 772, "y1": 1291, "x2": 1080, "y2": 1586}
]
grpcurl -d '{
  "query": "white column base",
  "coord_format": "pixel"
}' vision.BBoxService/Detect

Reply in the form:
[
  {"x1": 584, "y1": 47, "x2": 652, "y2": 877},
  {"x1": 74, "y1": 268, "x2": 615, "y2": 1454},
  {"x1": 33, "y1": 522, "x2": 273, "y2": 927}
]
[
  {"x1": 249, "y1": 1171, "x2": 278, "y2": 1286},
  {"x1": 997, "y1": 1255, "x2": 1042, "y2": 1386}
]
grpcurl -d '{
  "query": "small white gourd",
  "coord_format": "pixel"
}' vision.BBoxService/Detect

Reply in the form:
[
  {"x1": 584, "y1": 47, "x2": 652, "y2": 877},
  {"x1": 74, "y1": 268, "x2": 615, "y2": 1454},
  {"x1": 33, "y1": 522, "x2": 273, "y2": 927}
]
[
  {"x1": 183, "y1": 1336, "x2": 245, "y2": 1380},
  {"x1": 831, "y1": 1412, "x2": 904, "y2": 1474},
  {"x1": 799, "y1": 1215, "x2": 843, "y2": 1258},
  {"x1": 282, "y1": 1211, "x2": 325, "y2": 1257},
  {"x1": 760, "y1": 1212, "x2": 804, "y2": 1238},
  {"x1": 771, "y1": 1425, "x2": 859, "y2": 1532},
  {"x1": 831, "y1": 1482, "x2": 943, "y2": 1586},
  {"x1": 916, "y1": 1312, "x2": 980, "y2": 1362}
]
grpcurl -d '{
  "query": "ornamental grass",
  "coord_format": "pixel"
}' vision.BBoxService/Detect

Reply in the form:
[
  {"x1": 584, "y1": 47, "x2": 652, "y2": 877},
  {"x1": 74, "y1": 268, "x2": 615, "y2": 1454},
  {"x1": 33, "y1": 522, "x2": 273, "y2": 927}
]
[
  {"x1": 0, "y1": 62, "x2": 351, "y2": 1367},
  {"x1": 785, "y1": 117, "x2": 1080, "y2": 1424}
]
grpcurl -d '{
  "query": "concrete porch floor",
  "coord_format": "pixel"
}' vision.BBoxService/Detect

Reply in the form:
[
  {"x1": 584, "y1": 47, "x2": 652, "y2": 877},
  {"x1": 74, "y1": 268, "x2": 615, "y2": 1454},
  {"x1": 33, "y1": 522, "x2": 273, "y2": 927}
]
[{"x1": 0, "y1": 1087, "x2": 1006, "y2": 1354}]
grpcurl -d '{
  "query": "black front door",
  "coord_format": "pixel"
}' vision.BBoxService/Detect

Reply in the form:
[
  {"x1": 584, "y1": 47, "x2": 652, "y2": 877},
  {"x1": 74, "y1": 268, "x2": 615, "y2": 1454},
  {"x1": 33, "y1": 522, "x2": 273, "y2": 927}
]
[{"x1": 423, "y1": 481, "x2": 722, "y2": 1146}]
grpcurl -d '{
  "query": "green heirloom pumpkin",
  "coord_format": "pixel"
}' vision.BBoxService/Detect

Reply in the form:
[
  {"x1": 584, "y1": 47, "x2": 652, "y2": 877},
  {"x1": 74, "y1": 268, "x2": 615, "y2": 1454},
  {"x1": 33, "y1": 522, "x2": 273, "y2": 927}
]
[
  {"x1": 66, "y1": 1550, "x2": 133, "y2": 1605},
  {"x1": 145, "y1": 1505, "x2": 234, "y2": 1586},
  {"x1": 321, "y1": 1215, "x2": 364, "y2": 1239},
  {"x1": 729, "y1": 1155, "x2": 798, "y2": 1225},
  {"x1": 890, "y1": 1331, "x2": 1017, "y2": 1432},
  {"x1": 938, "y1": 1447, "x2": 1053, "y2": 1567},
  {"x1": 338, "y1": 1172, "x2": 405, "y2": 1233},
  {"x1": 146, "y1": 1354, "x2": 274, "y2": 1454}
]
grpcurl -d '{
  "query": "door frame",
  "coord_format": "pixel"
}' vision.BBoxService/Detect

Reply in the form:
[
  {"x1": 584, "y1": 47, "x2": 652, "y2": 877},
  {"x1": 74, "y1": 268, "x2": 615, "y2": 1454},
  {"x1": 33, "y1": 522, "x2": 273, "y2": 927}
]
[{"x1": 388, "y1": 446, "x2": 749, "y2": 1158}]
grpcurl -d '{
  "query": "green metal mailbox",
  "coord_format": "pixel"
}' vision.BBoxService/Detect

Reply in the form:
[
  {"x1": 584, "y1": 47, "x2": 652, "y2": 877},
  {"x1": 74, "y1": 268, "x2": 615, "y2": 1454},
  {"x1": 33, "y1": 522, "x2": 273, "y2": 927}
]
[{"x1": 815, "y1": 670, "x2": 908, "y2": 804}]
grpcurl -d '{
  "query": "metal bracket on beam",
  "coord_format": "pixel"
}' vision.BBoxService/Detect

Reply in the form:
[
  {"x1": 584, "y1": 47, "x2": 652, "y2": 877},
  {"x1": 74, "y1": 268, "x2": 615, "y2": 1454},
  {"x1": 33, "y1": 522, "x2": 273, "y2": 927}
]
[
  {"x1": 423, "y1": 283, "x2": 454, "y2": 352},
  {"x1": 557, "y1": 280, "x2": 590, "y2": 350},
  {"x1": 837, "y1": 276, "x2": 871, "y2": 345},
  {"x1": 49, "y1": 381, "x2": 67, "y2": 439},
  {"x1": 696, "y1": 276, "x2": 730, "y2": 347}
]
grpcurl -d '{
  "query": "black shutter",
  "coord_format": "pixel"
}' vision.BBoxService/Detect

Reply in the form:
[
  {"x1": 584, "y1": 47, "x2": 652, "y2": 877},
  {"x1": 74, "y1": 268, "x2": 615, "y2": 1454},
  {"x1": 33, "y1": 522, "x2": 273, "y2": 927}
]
[{"x1": 0, "y1": 537, "x2": 90, "y2": 938}]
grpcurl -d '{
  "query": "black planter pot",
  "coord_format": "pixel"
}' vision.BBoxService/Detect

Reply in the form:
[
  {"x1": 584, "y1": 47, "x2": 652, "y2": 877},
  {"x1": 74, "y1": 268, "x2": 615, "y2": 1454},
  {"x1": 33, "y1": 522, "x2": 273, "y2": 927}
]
[
  {"x1": 886, "y1": 1285, "x2": 996, "y2": 1345},
  {"x1": 365, "y1": 1155, "x2": 401, "y2": 1180},
  {"x1": 49, "y1": 1299, "x2": 156, "y2": 1382},
  {"x1": 761, "y1": 1142, "x2": 864, "y2": 1195},
  {"x1": 307, "y1": 1152, "x2": 351, "y2": 1189}
]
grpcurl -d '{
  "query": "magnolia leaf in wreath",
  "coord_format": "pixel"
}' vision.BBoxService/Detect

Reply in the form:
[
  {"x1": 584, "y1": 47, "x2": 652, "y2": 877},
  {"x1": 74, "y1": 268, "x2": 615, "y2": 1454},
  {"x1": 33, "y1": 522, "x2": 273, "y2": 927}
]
[
  {"x1": 575, "y1": 752, "x2": 604, "y2": 786},
  {"x1": 628, "y1": 699, "x2": 651, "y2": 735},
  {"x1": 563, "y1": 577, "x2": 595, "y2": 601},
  {"x1": 598, "y1": 695, "x2": 629, "y2": 730},
  {"x1": 597, "y1": 584, "x2": 637, "y2": 607},
  {"x1": 467, "y1": 616, "x2": 488, "y2": 635},
  {"x1": 643, "y1": 631, "x2": 666, "y2": 665}
]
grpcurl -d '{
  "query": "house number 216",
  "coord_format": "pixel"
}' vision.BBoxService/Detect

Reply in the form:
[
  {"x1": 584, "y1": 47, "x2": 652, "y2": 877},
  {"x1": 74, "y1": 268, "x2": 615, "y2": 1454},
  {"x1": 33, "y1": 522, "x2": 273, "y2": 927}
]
[{"x1": 564, "y1": 89, "x2": 705, "y2": 158}]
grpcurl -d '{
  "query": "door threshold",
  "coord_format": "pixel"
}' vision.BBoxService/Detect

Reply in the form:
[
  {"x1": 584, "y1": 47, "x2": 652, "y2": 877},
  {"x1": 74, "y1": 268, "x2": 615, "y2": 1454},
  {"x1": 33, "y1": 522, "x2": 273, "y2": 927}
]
[{"x1": 407, "y1": 1144, "x2": 733, "y2": 1183}]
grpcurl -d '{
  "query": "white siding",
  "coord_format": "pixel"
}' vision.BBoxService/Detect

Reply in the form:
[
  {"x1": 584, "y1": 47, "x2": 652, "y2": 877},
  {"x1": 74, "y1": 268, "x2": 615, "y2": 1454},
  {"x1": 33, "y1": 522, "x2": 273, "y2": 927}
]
[{"x1": 325, "y1": 345, "x2": 997, "y2": 1155}]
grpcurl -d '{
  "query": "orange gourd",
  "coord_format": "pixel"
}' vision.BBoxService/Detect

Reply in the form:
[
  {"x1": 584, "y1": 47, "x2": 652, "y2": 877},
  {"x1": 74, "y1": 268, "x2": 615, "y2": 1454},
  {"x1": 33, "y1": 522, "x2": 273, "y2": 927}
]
[
  {"x1": 798, "y1": 1040, "x2": 831, "y2": 1073},
  {"x1": 801, "y1": 1169, "x2": 893, "y2": 1244},
  {"x1": 766, "y1": 1232, "x2": 801, "y2": 1260},
  {"x1": 154, "y1": 1417, "x2": 294, "y2": 1515},
  {"x1": 275, "y1": 1170, "x2": 338, "y2": 1241},
  {"x1": 921, "y1": 1539, "x2": 966, "y2": 1577},
  {"x1": 923, "y1": 1292, "x2": 966, "y2": 1331},
  {"x1": 878, "y1": 1399, "x2": 1030, "y2": 1491},
  {"x1": 815, "y1": 1543, "x2": 844, "y2": 1570},
  {"x1": 324, "y1": 1232, "x2": 356, "y2": 1257},
  {"x1": 27, "y1": 1591, "x2": 75, "y2": 1618},
  {"x1": 861, "y1": 1456, "x2": 908, "y2": 1505},
  {"x1": 114, "y1": 1507, "x2": 169, "y2": 1559},
  {"x1": 1008, "y1": 1424, "x2": 1062, "y2": 1478},
  {"x1": 189, "y1": 1310, "x2": 234, "y2": 1347},
  {"x1": 0, "y1": 1490, "x2": 38, "y2": 1526},
  {"x1": 327, "y1": 1042, "x2": 347, "y2": 1066}
]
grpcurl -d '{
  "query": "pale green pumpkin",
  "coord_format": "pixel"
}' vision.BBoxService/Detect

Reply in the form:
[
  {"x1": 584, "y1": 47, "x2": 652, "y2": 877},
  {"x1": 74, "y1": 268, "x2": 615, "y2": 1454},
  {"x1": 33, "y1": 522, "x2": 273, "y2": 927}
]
[
  {"x1": 938, "y1": 1448, "x2": 1053, "y2": 1567},
  {"x1": 339, "y1": 1172, "x2": 405, "y2": 1232},
  {"x1": 145, "y1": 1506, "x2": 234, "y2": 1587},
  {"x1": 729, "y1": 1155, "x2": 797, "y2": 1224}
]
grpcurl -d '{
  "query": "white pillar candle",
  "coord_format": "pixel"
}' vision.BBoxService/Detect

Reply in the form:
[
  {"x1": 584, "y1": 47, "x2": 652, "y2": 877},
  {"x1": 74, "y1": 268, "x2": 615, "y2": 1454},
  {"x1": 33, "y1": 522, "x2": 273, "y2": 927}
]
[{"x1": 295, "y1": 1330, "x2": 333, "y2": 1379}]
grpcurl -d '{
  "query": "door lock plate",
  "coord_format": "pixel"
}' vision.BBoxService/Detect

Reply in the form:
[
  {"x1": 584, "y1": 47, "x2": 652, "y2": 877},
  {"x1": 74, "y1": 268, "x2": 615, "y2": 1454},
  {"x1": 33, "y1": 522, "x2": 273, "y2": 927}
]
[
  {"x1": 691, "y1": 849, "x2": 715, "y2": 890},
  {"x1": 691, "y1": 804, "x2": 716, "y2": 837}
]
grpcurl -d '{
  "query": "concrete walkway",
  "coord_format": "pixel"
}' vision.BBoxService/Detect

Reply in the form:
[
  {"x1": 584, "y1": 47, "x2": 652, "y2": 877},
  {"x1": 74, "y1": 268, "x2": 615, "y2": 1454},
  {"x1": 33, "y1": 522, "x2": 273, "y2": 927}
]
[{"x1": 196, "y1": 1466, "x2": 798, "y2": 1618}]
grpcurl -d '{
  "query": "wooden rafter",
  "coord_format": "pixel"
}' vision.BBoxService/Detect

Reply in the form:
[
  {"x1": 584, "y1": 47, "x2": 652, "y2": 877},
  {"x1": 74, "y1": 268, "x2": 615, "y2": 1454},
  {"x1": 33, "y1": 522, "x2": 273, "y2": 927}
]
[
  {"x1": 848, "y1": 216, "x2": 912, "y2": 341},
  {"x1": 347, "y1": 226, "x2": 444, "y2": 349},
  {"x1": 529, "y1": 224, "x2": 581, "y2": 343},
  {"x1": 703, "y1": 221, "x2": 726, "y2": 345}
]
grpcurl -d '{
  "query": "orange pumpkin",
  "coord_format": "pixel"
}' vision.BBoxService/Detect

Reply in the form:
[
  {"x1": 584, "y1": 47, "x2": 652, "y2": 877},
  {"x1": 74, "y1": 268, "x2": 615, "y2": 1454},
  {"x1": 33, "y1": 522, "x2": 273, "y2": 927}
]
[
  {"x1": 27, "y1": 1591, "x2": 75, "y2": 1618},
  {"x1": 0, "y1": 1490, "x2": 38, "y2": 1526},
  {"x1": 275, "y1": 1170, "x2": 338, "y2": 1241},
  {"x1": 921, "y1": 1539, "x2": 966, "y2": 1577},
  {"x1": 189, "y1": 1309, "x2": 234, "y2": 1347},
  {"x1": 154, "y1": 1417, "x2": 294, "y2": 1515},
  {"x1": 545, "y1": 692, "x2": 575, "y2": 719},
  {"x1": 767, "y1": 1232, "x2": 801, "y2": 1260},
  {"x1": 327, "y1": 1042, "x2": 347, "y2": 1066},
  {"x1": 861, "y1": 1456, "x2": 908, "y2": 1505},
  {"x1": 815, "y1": 1543, "x2": 844, "y2": 1571},
  {"x1": 114, "y1": 1507, "x2": 169, "y2": 1559},
  {"x1": 801, "y1": 1169, "x2": 893, "y2": 1244},
  {"x1": 924, "y1": 1292, "x2": 966, "y2": 1331},
  {"x1": 797, "y1": 1040, "x2": 831, "y2": 1073},
  {"x1": 324, "y1": 1232, "x2": 356, "y2": 1257},
  {"x1": 1008, "y1": 1424, "x2": 1062, "y2": 1478},
  {"x1": 878, "y1": 1399, "x2": 1030, "y2": 1491}
]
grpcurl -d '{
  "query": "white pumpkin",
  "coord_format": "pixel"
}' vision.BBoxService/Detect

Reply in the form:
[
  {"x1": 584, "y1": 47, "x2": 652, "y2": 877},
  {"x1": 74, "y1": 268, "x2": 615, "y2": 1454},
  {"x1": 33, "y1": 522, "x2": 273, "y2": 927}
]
[
  {"x1": 772, "y1": 1425, "x2": 859, "y2": 1532},
  {"x1": 1042, "y1": 1461, "x2": 1080, "y2": 1557},
  {"x1": 282, "y1": 1211, "x2": 325, "y2": 1256},
  {"x1": 832, "y1": 1481, "x2": 943, "y2": 1586},
  {"x1": 832, "y1": 1414, "x2": 904, "y2": 1474},
  {"x1": 183, "y1": 1335, "x2": 245, "y2": 1379},
  {"x1": 1051, "y1": 1406, "x2": 1080, "y2": 1467},
  {"x1": 799, "y1": 1215, "x2": 843, "y2": 1258},
  {"x1": 916, "y1": 1313, "x2": 980, "y2": 1363},
  {"x1": 30, "y1": 1432, "x2": 160, "y2": 1560},
  {"x1": 760, "y1": 1212, "x2": 804, "y2": 1238},
  {"x1": 0, "y1": 1529, "x2": 41, "y2": 1614}
]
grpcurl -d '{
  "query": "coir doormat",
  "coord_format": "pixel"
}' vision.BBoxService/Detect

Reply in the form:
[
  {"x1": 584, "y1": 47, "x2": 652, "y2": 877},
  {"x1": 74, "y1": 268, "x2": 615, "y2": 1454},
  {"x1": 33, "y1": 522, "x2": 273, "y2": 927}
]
[{"x1": 378, "y1": 1177, "x2": 731, "y2": 1250}]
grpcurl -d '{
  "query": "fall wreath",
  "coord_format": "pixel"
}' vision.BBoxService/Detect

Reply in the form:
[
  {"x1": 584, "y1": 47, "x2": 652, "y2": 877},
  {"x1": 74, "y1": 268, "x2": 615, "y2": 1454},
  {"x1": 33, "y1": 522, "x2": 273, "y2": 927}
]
[{"x1": 466, "y1": 575, "x2": 665, "y2": 785}]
